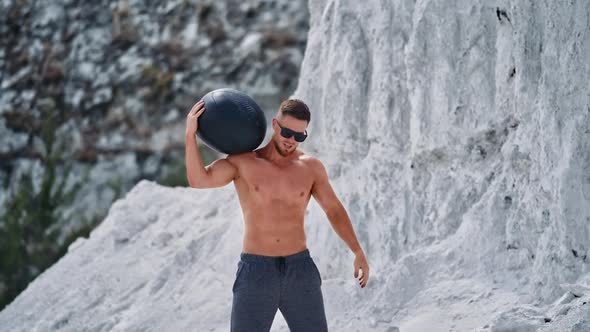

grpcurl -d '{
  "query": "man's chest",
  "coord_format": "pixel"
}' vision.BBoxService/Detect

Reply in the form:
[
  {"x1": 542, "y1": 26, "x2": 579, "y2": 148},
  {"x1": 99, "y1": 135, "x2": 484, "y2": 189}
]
[{"x1": 236, "y1": 159, "x2": 314, "y2": 201}]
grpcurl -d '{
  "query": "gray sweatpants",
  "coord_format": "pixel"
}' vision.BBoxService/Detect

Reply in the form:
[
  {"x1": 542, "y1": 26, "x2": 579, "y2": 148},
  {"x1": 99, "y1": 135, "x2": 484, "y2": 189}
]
[{"x1": 230, "y1": 248, "x2": 329, "y2": 332}]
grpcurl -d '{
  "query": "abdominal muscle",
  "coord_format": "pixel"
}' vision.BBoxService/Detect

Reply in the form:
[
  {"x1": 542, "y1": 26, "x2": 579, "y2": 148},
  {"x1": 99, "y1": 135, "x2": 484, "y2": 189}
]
[{"x1": 240, "y1": 207, "x2": 308, "y2": 256}]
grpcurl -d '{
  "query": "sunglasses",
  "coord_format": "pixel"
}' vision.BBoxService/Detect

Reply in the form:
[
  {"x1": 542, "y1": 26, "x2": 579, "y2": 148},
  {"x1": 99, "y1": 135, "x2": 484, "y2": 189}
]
[{"x1": 276, "y1": 121, "x2": 308, "y2": 142}]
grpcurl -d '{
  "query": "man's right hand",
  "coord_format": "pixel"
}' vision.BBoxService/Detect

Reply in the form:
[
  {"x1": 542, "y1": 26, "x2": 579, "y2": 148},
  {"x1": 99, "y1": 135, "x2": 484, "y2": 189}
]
[{"x1": 186, "y1": 99, "x2": 205, "y2": 137}]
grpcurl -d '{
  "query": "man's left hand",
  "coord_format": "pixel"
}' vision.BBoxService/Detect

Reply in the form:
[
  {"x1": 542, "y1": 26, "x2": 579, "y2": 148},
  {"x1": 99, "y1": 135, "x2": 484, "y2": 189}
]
[{"x1": 354, "y1": 252, "x2": 370, "y2": 288}]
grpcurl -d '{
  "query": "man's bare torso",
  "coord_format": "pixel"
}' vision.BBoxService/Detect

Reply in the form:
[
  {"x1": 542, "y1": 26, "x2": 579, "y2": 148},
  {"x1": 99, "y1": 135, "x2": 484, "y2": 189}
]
[{"x1": 227, "y1": 149, "x2": 315, "y2": 256}]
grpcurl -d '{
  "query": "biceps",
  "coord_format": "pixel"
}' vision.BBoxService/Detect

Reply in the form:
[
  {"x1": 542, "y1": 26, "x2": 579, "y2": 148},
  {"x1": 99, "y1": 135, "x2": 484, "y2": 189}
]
[
  {"x1": 203, "y1": 159, "x2": 237, "y2": 188},
  {"x1": 312, "y1": 180, "x2": 342, "y2": 214}
]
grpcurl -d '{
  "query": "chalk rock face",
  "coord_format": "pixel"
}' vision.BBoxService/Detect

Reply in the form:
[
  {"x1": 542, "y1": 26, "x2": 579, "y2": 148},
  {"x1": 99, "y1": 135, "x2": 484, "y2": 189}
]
[
  {"x1": 1, "y1": 0, "x2": 590, "y2": 331},
  {"x1": 294, "y1": 0, "x2": 590, "y2": 330}
]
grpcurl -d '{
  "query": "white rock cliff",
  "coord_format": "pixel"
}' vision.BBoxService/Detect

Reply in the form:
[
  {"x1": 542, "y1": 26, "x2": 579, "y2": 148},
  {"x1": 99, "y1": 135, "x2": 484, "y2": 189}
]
[{"x1": 1, "y1": 0, "x2": 589, "y2": 331}]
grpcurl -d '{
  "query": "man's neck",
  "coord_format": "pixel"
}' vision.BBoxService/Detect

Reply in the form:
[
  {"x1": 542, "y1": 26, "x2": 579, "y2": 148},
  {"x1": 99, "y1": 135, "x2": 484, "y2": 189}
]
[{"x1": 257, "y1": 143, "x2": 299, "y2": 164}]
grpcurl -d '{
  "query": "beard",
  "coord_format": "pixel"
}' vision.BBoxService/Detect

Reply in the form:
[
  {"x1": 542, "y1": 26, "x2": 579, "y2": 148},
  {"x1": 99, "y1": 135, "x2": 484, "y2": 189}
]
[{"x1": 273, "y1": 139, "x2": 294, "y2": 157}]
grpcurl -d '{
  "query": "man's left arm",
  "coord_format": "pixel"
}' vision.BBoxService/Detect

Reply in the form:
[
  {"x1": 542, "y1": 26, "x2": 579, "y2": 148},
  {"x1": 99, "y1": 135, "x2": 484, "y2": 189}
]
[{"x1": 309, "y1": 158, "x2": 370, "y2": 288}]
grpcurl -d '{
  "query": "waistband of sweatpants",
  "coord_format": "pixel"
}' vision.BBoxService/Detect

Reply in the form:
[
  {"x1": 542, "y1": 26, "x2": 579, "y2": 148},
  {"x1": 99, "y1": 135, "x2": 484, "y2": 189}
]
[{"x1": 240, "y1": 248, "x2": 311, "y2": 264}]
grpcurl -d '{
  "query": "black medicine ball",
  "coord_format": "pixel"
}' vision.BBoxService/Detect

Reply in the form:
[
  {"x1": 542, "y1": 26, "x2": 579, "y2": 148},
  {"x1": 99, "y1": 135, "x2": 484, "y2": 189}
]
[{"x1": 197, "y1": 88, "x2": 267, "y2": 154}]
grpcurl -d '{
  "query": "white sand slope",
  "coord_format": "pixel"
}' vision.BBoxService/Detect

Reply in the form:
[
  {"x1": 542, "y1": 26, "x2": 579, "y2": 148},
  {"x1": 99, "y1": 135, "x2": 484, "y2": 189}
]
[{"x1": 2, "y1": 0, "x2": 590, "y2": 331}]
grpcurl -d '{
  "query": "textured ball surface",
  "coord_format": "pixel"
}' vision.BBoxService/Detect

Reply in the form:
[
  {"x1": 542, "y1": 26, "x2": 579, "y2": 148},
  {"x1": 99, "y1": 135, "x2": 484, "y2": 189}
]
[{"x1": 197, "y1": 88, "x2": 267, "y2": 154}]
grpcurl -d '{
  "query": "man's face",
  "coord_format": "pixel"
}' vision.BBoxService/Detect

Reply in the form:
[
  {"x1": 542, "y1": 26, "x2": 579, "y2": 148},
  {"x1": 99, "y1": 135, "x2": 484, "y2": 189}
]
[{"x1": 272, "y1": 115, "x2": 308, "y2": 157}]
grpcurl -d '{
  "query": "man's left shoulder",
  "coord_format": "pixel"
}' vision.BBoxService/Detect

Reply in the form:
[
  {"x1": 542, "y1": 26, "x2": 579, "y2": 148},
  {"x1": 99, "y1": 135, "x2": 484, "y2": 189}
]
[
  {"x1": 298, "y1": 152, "x2": 319, "y2": 163},
  {"x1": 298, "y1": 153, "x2": 326, "y2": 172}
]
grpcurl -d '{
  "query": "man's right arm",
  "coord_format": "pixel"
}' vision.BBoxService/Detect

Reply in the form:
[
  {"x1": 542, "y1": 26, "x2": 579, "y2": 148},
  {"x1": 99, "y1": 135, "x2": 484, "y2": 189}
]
[
  {"x1": 184, "y1": 99, "x2": 237, "y2": 189},
  {"x1": 185, "y1": 133, "x2": 237, "y2": 188}
]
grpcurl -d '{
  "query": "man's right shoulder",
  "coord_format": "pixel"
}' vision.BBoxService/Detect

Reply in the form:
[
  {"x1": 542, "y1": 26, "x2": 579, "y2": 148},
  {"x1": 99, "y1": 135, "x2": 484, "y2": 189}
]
[{"x1": 226, "y1": 151, "x2": 256, "y2": 165}]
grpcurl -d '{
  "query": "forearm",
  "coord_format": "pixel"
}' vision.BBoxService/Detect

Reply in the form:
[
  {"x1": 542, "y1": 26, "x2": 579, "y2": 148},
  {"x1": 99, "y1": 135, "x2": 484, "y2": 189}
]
[
  {"x1": 326, "y1": 205, "x2": 365, "y2": 256},
  {"x1": 185, "y1": 133, "x2": 208, "y2": 187}
]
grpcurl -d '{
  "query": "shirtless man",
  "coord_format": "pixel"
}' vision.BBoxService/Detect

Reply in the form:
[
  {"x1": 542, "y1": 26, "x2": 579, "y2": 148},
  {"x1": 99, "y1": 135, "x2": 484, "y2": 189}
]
[{"x1": 185, "y1": 98, "x2": 369, "y2": 332}]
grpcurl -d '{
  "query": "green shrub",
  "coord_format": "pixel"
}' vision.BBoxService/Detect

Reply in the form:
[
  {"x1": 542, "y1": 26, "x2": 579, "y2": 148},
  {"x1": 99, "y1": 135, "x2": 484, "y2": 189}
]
[{"x1": 0, "y1": 115, "x2": 100, "y2": 311}]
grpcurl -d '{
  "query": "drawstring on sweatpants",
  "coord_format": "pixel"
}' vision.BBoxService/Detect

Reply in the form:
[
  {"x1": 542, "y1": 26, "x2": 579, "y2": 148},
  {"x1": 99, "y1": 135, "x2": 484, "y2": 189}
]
[{"x1": 277, "y1": 257, "x2": 286, "y2": 273}]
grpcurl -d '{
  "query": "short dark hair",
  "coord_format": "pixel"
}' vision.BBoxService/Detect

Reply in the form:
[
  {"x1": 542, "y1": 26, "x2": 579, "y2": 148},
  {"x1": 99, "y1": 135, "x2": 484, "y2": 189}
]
[{"x1": 278, "y1": 99, "x2": 310, "y2": 123}]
